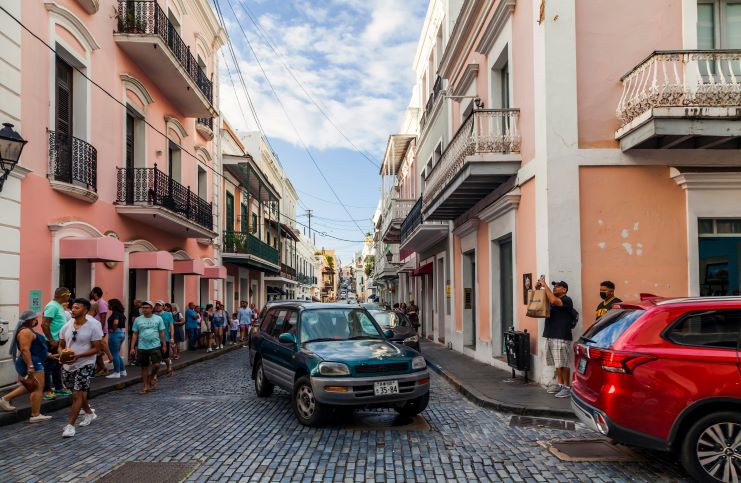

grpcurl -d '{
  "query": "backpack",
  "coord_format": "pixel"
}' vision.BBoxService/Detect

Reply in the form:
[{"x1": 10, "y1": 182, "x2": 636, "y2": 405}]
[{"x1": 570, "y1": 307, "x2": 580, "y2": 329}]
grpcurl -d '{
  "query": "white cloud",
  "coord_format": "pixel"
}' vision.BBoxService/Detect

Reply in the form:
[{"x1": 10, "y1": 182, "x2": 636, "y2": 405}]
[{"x1": 218, "y1": 0, "x2": 427, "y2": 154}]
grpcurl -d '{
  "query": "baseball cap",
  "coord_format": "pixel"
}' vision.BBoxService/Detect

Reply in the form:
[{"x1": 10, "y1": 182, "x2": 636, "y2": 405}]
[
  {"x1": 551, "y1": 280, "x2": 569, "y2": 290},
  {"x1": 19, "y1": 309, "x2": 38, "y2": 322},
  {"x1": 141, "y1": 300, "x2": 154, "y2": 307}
]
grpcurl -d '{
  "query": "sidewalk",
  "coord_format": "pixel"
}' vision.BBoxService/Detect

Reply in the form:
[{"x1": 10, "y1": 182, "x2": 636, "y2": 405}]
[
  {"x1": 0, "y1": 343, "x2": 246, "y2": 426},
  {"x1": 421, "y1": 339, "x2": 574, "y2": 419}
]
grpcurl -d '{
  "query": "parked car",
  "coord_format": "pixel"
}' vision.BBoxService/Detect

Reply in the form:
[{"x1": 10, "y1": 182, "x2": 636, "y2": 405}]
[
  {"x1": 368, "y1": 309, "x2": 420, "y2": 352},
  {"x1": 571, "y1": 296, "x2": 741, "y2": 483},
  {"x1": 249, "y1": 302, "x2": 430, "y2": 426}
]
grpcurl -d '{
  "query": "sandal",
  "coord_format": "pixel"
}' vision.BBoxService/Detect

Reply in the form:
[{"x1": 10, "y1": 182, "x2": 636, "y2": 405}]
[
  {"x1": 137, "y1": 389, "x2": 148, "y2": 395},
  {"x1": 166, "y1": 368, "x2": 174, "y2": 377}
]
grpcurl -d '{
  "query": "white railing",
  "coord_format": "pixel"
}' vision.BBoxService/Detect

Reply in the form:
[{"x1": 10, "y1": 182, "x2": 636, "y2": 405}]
[
  {"x1": 423, "y1": 109, "x2": 520, "y2": 206},
  {"x1": 380, "y1": 197, "x2": 416, "y2": 237},
  {"x1": 374, "y1": 243, "x2": 400, "y2": 277},
  {"x1": 617, "y1": 50, "x2": 741, "y2": 126}
]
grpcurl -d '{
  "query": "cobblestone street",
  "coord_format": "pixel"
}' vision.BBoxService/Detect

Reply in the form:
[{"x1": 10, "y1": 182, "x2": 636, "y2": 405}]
[{"x1": 0, "y1": 349, "x2": 689, "y2": 482}]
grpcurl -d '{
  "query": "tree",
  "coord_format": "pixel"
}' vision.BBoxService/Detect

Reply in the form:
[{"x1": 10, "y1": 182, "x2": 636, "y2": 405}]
[
  {"x1": 325, "y1": 255, "x2": 334, "y2": 271},
  {"x1": 364, "y1": 255, "x2": 375, "y2": 277}
]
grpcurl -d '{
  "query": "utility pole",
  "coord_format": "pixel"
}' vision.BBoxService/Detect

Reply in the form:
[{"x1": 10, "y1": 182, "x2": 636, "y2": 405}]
[{"x1": 305, "y1": 209, "x2": 313, "y2": 237}]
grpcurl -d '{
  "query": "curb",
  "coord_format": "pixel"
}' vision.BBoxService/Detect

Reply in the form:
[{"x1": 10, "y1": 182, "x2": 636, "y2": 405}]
[
  {"x1": 0, "y1": 344, "x2": 245, "y2": 427},
  {"x1": 425, "y1": 357, "x2": 575, "y2": 420}
]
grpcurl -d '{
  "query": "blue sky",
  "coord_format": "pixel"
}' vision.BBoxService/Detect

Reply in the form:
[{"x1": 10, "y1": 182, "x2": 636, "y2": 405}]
[{"x1": 217, "y1": 0, "x2": 428, "y2": 264}]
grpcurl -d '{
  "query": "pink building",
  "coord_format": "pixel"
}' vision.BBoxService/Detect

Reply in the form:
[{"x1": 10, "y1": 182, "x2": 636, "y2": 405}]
[
  {"x1": 385, "y1": 0, "x2": 741, "y2": 383},
  {"x1": 0, "y1": 0, "x2": 226, "y2": 384}
]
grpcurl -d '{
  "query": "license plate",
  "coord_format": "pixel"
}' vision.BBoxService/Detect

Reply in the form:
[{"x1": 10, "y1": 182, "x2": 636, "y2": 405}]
[
  {"x1": 373, "y1": 380, "x2": 399, "y2": 396},
  {"x1": 578, "y1": 357, "x2": 587, "y2": 374}
]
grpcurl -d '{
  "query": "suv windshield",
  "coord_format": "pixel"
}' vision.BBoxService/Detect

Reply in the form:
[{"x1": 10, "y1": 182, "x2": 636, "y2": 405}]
[
  {"x1": 581, "y1": 309, "x2": 646, "y2": 348},
  {"x1": 300, "y1": 308, "x2": 384, "y2": 343},
  {"x1": 370, "y1": 311, "x2": 409, "y2": 328}
]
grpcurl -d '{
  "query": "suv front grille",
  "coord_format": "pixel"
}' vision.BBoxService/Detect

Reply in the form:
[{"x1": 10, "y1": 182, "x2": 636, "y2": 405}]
[{"x1": 355, "y1": 362, "x2": 408, "y2": 375}]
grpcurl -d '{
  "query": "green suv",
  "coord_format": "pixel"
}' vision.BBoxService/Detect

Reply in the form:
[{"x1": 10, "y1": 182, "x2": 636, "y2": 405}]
[{"x1": 249, "y1": 302, "x2": 430, "y2": 426}]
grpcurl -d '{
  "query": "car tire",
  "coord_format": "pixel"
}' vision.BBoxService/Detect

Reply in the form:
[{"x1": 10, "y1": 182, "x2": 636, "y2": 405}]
[
  {"x1": 254, "y1": 360, "x2": 274, "y2": 397},
  {"x1": 680, "y1": 410, "x2": 741, "y2": 483},
  {"x1": 395, "y1": 392, "x2": 429, "y2": 417},
  {"x1": 293, "y1": 376, "x2": 328, "y2": 427}
]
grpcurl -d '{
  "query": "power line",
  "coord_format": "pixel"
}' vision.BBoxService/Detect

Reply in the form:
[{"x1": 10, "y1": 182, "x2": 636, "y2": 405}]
[
  {"x1": 222, "y1": 0, "x2": 366, "y2": 238},
  {"x1": 295, "y1": 189, "x2": 377, "y2": 209}
]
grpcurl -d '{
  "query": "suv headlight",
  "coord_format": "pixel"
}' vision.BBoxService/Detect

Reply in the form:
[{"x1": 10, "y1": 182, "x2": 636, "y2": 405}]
[
  {"x1": 412, "y1": 356, "x2": 426, "y2": 370},
  {"x1": 318, "y1": 362, "x2": 350, "y2": 376},
  {"x1": 403, "y1": 335, "x2": 419, "y2": 344}
]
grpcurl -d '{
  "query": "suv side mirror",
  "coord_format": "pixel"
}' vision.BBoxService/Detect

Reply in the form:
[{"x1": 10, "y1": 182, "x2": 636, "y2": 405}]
[
  {"x1": 383, "y1": 329, "x2": 394, "y2": 339},
  {"x1": 278, "y1": 332, "x2": 297, "y2": 345}
]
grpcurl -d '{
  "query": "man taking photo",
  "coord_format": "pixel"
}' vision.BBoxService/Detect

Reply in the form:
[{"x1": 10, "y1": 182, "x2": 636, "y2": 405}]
[{"x1": 536, "y1": 277, "x2": 574, "y2": 399}]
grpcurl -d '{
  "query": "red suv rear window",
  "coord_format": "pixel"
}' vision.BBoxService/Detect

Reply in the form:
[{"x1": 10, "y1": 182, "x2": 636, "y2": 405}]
[{"x1": 582, "y1": 309, "x2": 645, "y2": 348}]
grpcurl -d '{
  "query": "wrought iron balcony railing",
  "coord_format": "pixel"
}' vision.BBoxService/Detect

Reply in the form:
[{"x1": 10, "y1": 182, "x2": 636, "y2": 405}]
[
  {"x1": 197, "y1": 117, "x2": 213, "y2": 130},
  {"x1": 48, "y1": 130, "x2": 97, "y2": 192},
  {"x1": 423, "y1": 109, "x2": 520, "y2": 206},
  {"x1": 116, "y1": 164, "x2": 213, "y2": 230},
  {"x1": 420, "y1": 76, "x2": 443, "y2": 130},
  {"x1": 222, "y1": 231, "x2": 280, "y2": 266},
  {"x1": 117, "y1": 1, "x2": 213, "y2": 104},
  {"x1": 617, "y1": 50, "x2": 741, "y2": 126},
  {"x1": 281, "y1": 263, "x2": 297, "y2": 280}
]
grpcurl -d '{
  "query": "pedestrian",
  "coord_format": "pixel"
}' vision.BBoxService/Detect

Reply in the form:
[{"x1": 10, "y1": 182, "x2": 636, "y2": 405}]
[
  {"x1": 41, "y1": 287, "x2": 73, "y2": 401},
  {"x1": 237, "y1": 301, "x2": 252, "y2": 342},
  {"x1": 407, "y1": 301, "x2": 420, "y2": 332},
  {"x1": 129, "y1": 301, "x2": 165, "y2": 395},
  {"x1": 171, "y1": 303, "x2": 184, "y2": 359},
  {"x1": 595, "y1": 280, "x2": 622, "y2": 320},
  {"x1": 0, "y1": 310, "x2": 52, "y2": 422},
  {"x1": 105, "y1": 299, "x2": 127, "y2": 379},
  {"x1": 203, "y1": 304, "x2": 214, "y2": 351},
  {"x1": 536, "y1": 277, "x2": 575, "y2": 398},
  {"x1": 90, "y1": 287, "x2": 113, "y2": 377},
  {"x1": 229, "y1": 313, "x2": 239, "y2": 344},
  {"x1": 198, "y1": 306, "x2": 210, "y2": 349},
  {"x1": 128, "y1": 299, "x2": 142, "y2": 361},
  {"x1": 211, "y1": 303, "x2": 226, "y2": 350},
  {"x1": 60, "y1": 298, "x2": 103, "y2": 438},
  {"x1": 184, "y1": 302, "x2": 199, "y2": 351},
  {"x1": 154, "y1": 301, "x2": 174, "y2": 377}
]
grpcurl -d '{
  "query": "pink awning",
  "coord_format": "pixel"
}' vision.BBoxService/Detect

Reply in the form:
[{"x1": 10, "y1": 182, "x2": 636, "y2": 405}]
[
  {"x1": 173, "y1": 259, "x2": 205, "y2": 275},
  {"x1": 60, "y1": 237, "x2": 125, "y2": 262},
  {"x1": 202, "y1": 265, "x2": 227, "y2": 279},
  {"x1": 129, "y1": 251, "x2": 174, "y2": 271}
]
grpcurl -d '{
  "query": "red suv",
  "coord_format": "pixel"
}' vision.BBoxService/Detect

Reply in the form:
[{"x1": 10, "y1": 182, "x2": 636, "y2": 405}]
[{"x1": 571, "y1": 296, "x2": 740, "y2": 482}]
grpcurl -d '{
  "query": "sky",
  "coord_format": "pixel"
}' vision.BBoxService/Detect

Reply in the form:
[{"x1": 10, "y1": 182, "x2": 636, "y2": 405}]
[{"x1": 215, "y1": 0, "x2": 428, "y2": 265}]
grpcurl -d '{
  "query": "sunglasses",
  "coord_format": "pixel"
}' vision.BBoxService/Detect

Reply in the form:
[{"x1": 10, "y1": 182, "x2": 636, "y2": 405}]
[{"x1": 72, "y1": 330, "x2": 78, "y2": 343}]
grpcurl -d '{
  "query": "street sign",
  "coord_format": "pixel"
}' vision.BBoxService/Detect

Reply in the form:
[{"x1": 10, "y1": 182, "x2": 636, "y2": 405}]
[{"x1": 29, "y1": 289, "x2": 42, "y2": 313}]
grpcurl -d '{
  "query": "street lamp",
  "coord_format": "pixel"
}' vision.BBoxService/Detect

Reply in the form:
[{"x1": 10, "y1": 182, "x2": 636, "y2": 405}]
[{"x1": 0, "y1": 123, "x2": 27, "y2": 192}]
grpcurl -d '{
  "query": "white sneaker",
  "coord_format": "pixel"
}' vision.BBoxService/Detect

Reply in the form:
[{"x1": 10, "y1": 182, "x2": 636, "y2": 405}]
[
  {"x1": 120, "y1": 370, "x2": 128, "y2": 377},
  {"x1": 207, "y1": 348, "x2": 212, "y2": 353},
  {"x1": 547, "y1": 384, "x2": 563, "y2": 394},
  {"x1": 62, "y1": 424, "x2": 76, "y2": 437},
  {"x1": 555, "y1": 387, "x2": 572, "y2": 398},
  {"x1": 106, "y1": 372, "x2": 121, "y2": 379},
  {"x1": 29, "y1": 414, "x2": 52, "y2": 423},
  {"x1": 79, "y1": 407, "x2": 95, "y2": 416},
  {"x1": 79, "y1": 411, "x2": 97, "y2": 427},
  {"x1": 159, "y1": 361, "x2": 166, "y2": 366},
  {"x1": 0, "y1": 397, "x2": 16, "y2": 411}
]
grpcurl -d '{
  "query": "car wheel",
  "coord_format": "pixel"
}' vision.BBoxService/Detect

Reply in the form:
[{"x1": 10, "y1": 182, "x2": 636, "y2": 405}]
[
  {"x1": 293, "y1": 376, "x2": 328, "y2": 427},
  {"x1": 254, "y1": 360, "x2": 274, "y2": 397},
  {"x1": 680, "y1": 411, "x2": 741, "y2": 483},
  {"x1": 394, "y1": 392, "x2": 429, "y2": 417}
]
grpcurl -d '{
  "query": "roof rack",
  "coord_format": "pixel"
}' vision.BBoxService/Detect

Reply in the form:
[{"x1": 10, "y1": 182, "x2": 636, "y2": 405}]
[{"x1": 655, "y1": 296, "x2": 741, "y2": 306}]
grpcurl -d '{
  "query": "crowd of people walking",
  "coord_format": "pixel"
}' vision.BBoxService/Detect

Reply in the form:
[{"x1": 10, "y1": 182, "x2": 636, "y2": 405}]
[{"x1": 0, "y1": 286, "x2": 260, "y2": 437}]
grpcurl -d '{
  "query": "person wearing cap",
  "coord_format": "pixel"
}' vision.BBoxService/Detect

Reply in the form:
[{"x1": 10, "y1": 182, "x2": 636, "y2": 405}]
[
  {"x1": 595, "y1": 280, "x2": 622, "y2": 320},
  {"x1": 0, "y1": 310, "x2": 52, "y2": 423},
  {"x1": 41, "y1": 287, "x2": 73, "y2": 400},
  {"x1": 154, "y1": 301, "x2": 175, "y2": 377},
  {"x1": 129, "y1": 301, "x2": 165, "y2": 395},
  {"x1": 536, "y1": 276, "x2": 574, "y2": 398}
]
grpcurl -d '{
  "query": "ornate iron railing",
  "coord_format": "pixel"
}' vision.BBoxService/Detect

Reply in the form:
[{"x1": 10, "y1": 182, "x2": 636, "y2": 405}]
[
  {"x1": 380, "y1": 197, "x2": 416, "y2": 238},
  {"x1": 400, "y1": 197, "x2": 423, "y2": 243},
  {"x1": 117, "y1": 1, "x2": 213, "y2": 104},
  {"x1": 222, "y1": 231, "x2": 280, "y2": 266},
  {"x1": 48, "y1": 130, "x2": 97, "y2": 192},
  {"x1": 116, "y1": 164, "x2": 213, "y2": 230},
  {"x1": 617, "y1": 50, "x2": 741, "y2": 126},
  {"x1": 423, "y1": 109, "x2": 520, "y2": 206},
  {"x1": 197, "y1": 117, "x2": 213, "y2": 130},
  {"x1": 281, "y1": 263, "x2": 296, "y2": 280},
  {"x1": 420, "y1": 76, "x2": 443, "y2": 130}
]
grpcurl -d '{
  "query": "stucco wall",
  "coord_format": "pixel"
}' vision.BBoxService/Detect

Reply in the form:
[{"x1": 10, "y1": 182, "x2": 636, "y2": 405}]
[
  {"x1": 515, "y1": 178, "x2": 537, "y2": 354},
  {"x1": 579, "y1": 166, "x2": 689, "y2": 327}
]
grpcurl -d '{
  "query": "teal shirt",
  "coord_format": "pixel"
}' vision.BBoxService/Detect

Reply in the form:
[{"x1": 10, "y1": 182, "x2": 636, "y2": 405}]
[
  {"x1": 132, "y1": 315, "x2": 165, "y2": 350},
  {"x1": 43, "y1": 300, "x2": 66, "y2": 341},
  {"x1": 158, "y1": 311, "x2": 174, "y2": 341}
]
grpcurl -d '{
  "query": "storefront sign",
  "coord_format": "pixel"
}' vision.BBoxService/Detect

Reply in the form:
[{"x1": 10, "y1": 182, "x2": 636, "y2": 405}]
[
  {"x1": 29, "y1": 289, "x2": 42, "y2": 313},
  {"x1": 445, "y1": 283, "x2": 451, "y2": 298}
]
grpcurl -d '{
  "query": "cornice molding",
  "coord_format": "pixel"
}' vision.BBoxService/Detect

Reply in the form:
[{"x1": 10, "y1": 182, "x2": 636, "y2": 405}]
[
  {"x1": 477, "y1": 188, "x2": 521, "y2": 223},
  {"x1": 670, "y1": 168, "x2": 741, "y2": 190},
  {"x1": 165, "y1": 115, "x2": 188, "y2": 140},
  {"x1": 453, "y1": 217, "x2": 478, "y2": 238},
  {"x1": 439, "y1": 0, "x2": 489, "y2": 80},
  {"x1": 120, "y1": 74, "x2": 154, "y2": 105},
  {"x1": 44, "y1": 2, "x2": 100, "y2": 51},
  {"x1": 452, "y1": 63, "x2": 480, "y2": 97},
  {"x1": 475, "y1": 0, "x2": 516, "y2": 54},
  {"x1": 74, "y1": 0, "x2": 99, "y2": 15}
]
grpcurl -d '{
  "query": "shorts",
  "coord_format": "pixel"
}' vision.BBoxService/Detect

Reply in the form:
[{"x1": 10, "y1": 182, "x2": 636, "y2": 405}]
[
  {"x1": 15, "y1": 358, "x2": 44, "y2": 377},
  {"x1": 161, "y1": 343, "x2": 171, "y2": 359},
  {"x1": 545, "y1": 338, "x2": 571, "y2": 368},
  {"x1": 136, "y1": 348, "x2": 162, "y2": 367},
  {"x1": 239, "y1": 324, "x2": 249, "y2": 329},
  {"x1": 174, "y1": 326, "x2": 185, "y2": 343},
  {"x1": 62, "y1": 364, "x2": 96, "y2": 392},
  {"x1": 212, "y1": 321, "x2": 225, "y2": 329}
]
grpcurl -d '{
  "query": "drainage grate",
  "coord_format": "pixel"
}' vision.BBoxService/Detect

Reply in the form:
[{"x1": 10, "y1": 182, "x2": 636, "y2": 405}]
[
  {"x1": 509, "y1": 415, "x2": 575, "y2": 430},
  {"x1": 540, "y1": 438, "x2": 640, "y2": 462},
  {"x1": 96, "y1": 462, "x2": 200, "y2": 483}
]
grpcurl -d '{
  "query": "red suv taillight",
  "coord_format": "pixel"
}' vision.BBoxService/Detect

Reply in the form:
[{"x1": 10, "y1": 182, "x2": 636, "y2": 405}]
[{"x1": 578, "y1": 345, "x2": 657, "y2": 374}]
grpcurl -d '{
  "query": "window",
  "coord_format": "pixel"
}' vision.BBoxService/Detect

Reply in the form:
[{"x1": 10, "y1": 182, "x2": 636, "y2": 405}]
[
  {"x1": 225, "y1": 192, "x2": 234, "y2": 232},
  {"x1": 168, "y1": 141, "x2": 181, "y2": 183},
  {"x1": 697, "y1": 1, "x2": 741, "y2": 48},
  {"x1": 269, "y1": 309, "x2": 289, "y2": 337},
  {"x1": 698, "y1": 218, "x2": 741, "y2": 235},
  {"x1": 582, "y1": 309, "x2": 647, "y2": 348},
  {"x1": 252, "y1": 213, "x2": 258, "y2": 234},
  {"x1": 666, "y1": 310, "x2": 741, "y2": 348},
  {"x1": 197, "y1": 166, "x2": 207, "y2": 200},
  {"x1": 241, "y1": 203, "x2": 249, "y2": 232}
]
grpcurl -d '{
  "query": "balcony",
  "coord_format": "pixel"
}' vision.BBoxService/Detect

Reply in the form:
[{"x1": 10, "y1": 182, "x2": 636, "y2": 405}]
[
  {"x1": 222, "y1": 231, "x2": 280, "y2": 272},
  {"x1": 422, "y1": 109, "x2": 521, "y2": 220},
  {"x1": 47, "y1": 130, "x2": 98, "y2": 203},
  {"x1": 616, "y1": 50, "x2": 741, "y2": 150},
  {"x1": 115, "y1": 164, "x2": 215, "y2": 238},
  {"x1": 374, "y1": 245, "x2": 400, "y2": 280},
  {"x1": 281, "y1": 263, "x2": 297, "y2": 280},
  {"x1": 196, "y1": 117, "x2": 214, "y2": 140},
  {"x1": 420, "y1": 76, "x2": 443, "y2": 131},
  {"x1": 400, "y1": 197, "x2": 448, "y2": 253},
  {"x1": 380, "y1": 197, "x2": 416, "y2": 243},
  {"x1": 115, "y1": 1, "x2": 214, "y2": 117}
]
